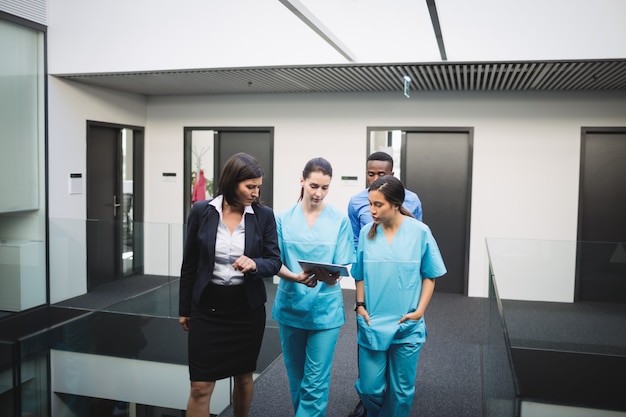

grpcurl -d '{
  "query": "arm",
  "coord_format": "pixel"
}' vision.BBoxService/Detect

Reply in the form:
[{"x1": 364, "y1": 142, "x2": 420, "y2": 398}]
[
  {"x1": 413, "y1": 202, "x2": 423, "y2": 222},
  {"x1": 240, "y1": 207, "x2": 282, "y2": 278},
  {"x1": 355, "y1": 279, "x2": 370, "y2": 325},
  {"x1": 277, "y1": 264, "x2": 318, "y2": 287},
  {"x1": 399, "y1": 278, "x2": 435, "y2": 324},
  {"x1": 406, "y1": 189, "x2": 423, "y2": 222},
  {"x1": 347, "y1": 197, "x2": 362, "y2": 249},
  {"x1": 179, "y1": 202, "x2": 202, "y2": 323},
  {"x1": 335, "y1": 215, "x2": 357, "y2": 265}
]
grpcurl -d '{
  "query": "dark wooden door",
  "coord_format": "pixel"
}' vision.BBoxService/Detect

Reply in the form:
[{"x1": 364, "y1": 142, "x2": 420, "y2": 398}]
[
  {"x1": 576, "y1": 129, "x2": 626, "y2": 302},
  {"x1": 216, "y1": 129, "x2": 274, "y2": 208},
  {"x1": 86, "y1": 124, "x2": 122, "y2": 290},
  {"x1": 404, "y1": 130, "x2": 472, "y2": 295}
]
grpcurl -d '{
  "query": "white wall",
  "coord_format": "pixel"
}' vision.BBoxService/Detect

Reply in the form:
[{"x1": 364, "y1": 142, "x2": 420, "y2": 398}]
[
  {"x1": 47, "y1": 76, "x2": 147, "y2": 302},
  {"x1": 43, "y1": 0, "x2": 626, "y2": 301},
  {"x1": 46, "y1": 79, "x2": 626, "y2": 299},
  {"x1": 143, "y1": 90, "x2": 626, "y2": 297}
]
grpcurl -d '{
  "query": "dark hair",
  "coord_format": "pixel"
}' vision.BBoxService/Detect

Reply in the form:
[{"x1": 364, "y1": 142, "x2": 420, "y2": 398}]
[
  {"x1": 367, "y1": 151, "x2": 394, "y2": 170},
  {"x1": 217, "y1": 152, "x2": 264, "y2": 206},
  {"x1": 367, "y1": 175, "x2": 414, "y2": 240},
  {"x1": 298, "y1": 157, "x2": 333, "y2": 202}
]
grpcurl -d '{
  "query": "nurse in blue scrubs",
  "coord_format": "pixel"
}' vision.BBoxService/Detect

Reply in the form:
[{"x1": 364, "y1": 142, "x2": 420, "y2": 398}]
[
  {"x1": 272, "y1": 157, "x2": 355, "y2": 417},
  {"x1": 352, "y1": 175, "x2": 446, "y2": 417}
]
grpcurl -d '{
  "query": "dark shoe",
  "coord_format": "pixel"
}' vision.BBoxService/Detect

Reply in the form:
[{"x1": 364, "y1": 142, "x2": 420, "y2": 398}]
[{"x1": 348, "y1": 400, "x2": 367, "y2": 417}]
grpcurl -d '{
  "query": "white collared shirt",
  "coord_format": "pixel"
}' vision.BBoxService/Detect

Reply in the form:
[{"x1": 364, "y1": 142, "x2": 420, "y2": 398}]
[{"x1": 209, "y1": 195, "x2": 255, "y2": 285}]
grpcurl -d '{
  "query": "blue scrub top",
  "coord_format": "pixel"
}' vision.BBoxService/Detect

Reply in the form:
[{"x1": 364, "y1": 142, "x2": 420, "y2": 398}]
[
  {"x1": 348, "y1": 187, "x2": 422, "y2": 248},
  {"x1": 352, "y1": 217, "x2": 446, "y2": 350},
  {"x1": 272, "y1": 203, "x2": 355, "y2": 330}
]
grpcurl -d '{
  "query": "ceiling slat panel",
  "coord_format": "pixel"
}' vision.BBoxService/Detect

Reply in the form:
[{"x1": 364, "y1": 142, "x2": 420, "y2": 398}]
[
  {"x1": 493, "y1": 63, "x2": 506, "y2": 90},
  {"x1": 550, "y1": 63, "x2": 577, "y2": 90},
  {"x1": 426, "y1": 65, "x2": 441, "y2": 91},
  {"x1": 588, "y1": 61, "x2": 621, "y2": 89},
  {"x1": 501, "y1": 64, "x2": 510, "y2": 90},
  {"x1": 545, "y1": 62, "x2": 567, "y2": 90},
  {"x1": 416, "y1": 66, "x2": 434, "y2": 90},
  {"x1": 316, "y1": 68, "x2": 348, "y2": 91},
  {"x1": 351, "y1": 67, "x2": 385, "y2": 91},
  {"x1": 382, "y1": 66, "x2": 398, "y2": 91},
  {"x1": 448, "y1": 65, "x2": 458, "y2": 90},
  {"x1": 562, "y1": 62, "x2": 593, "y2": 90},
  {"x1": 505, "y1": 64, "x2": 520, "y2": 90},
  {"x1": 592, "y1": 62, "x2": 625, "y2": 90},
  {"x1": 529, "y1": 63, "x2": 554, "y2": 89},
  {"x1": 516, "y1": 63, "x2": 536, "y2": 90},
  {"x1": 560, "y1": 63, "x2": 586, "y2": 90},
  {"x1": 436, "y1": 66, "x2": 446, "y2": 90},
  {"x1": 509, "y1": 64, "x2": 528, "y2": 90},
  {"x1": 405, "y1": 66, "x2": 427, "y2": 91},
  {"x1": 569, "y1": 61, "x2": 609, "y2": 90},
  {"x1": 58, "y1": 60, "x2": 626, "y2": 95},
  {"x1": 461, "y1": 65, "x2": 468, "y2": 90}
]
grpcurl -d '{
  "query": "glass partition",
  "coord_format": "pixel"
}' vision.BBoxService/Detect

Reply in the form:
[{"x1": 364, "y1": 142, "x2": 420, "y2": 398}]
[
  {"x1": 49, "y1": 218, "x2": 183, "y2": 318},
  {"x1": 487, "y1": 238, "x2": 626, "y2": 354},
  {"x1": 483, "y1": 255, "x2": 519, "y2": 417},
  {"x1": 486, "y1": 238, "x2": 626, "y2": 414},
  {"x1": 0, "y1": 340, "x2": 16, "y2": 416},
  {"x1": 3, "y1": 217, "x2": 283, "y2": 417},
  {"x1": 0, "y1": 17, "x2": 46, "y2": 317}
]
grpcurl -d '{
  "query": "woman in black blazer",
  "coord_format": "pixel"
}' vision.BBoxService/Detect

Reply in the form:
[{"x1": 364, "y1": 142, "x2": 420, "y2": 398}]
[{"x1": 179, "y1": 152, "x2": 281, "y2": 417}]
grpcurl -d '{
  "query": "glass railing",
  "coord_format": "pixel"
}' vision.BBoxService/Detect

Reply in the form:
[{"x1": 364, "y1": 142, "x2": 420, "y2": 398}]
[
  {"x1": 0, "y1": 340, "x2": 16, "y2": 416},
  {"x1": 485, "y1": 238, "x2": 626, "y2": 415},
  {"x1": 49, "y1": 218, "x2": 184, "y2": 317},
  {"x1": 482, "y1": 259, "x2": 519, "y2": 417},
  {"x1": 1, "y1": 218, "x2": 284, "y2": 417}
]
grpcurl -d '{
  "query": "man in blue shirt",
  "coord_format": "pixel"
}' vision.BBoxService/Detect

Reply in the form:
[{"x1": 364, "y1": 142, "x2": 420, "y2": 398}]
[
  {"x1": 347, "y1": 151, "x2": 423, "y2": 248},
  {"x1": 346, "y1": 151, "x2": 423, "y2": 417}
]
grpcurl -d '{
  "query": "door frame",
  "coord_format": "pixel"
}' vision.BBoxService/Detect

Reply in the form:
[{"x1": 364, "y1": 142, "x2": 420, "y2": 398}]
[
  {"x1": 575, "y1": 126, "x2": 626, "y2": 302},
  {"x1": 366, "y1": 126, "x2": 473, "y2": 295},
  {"x1": 183, "y1": 126, "x2": 275, "y2": 223},
  {"x1": 86, "y1": 120, "x2": 145, "y2": 289}
]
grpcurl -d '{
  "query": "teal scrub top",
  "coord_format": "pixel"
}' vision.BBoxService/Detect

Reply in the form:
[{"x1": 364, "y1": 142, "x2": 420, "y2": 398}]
[
  {"x1": 352, "y1": 217, "x2": 446, "y2": 350},
  {"x1": 271, "y1": 203, "x2": 355, "y2": 330}
]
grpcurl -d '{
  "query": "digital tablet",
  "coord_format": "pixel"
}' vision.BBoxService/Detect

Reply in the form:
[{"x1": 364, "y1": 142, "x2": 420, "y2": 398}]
[{"x1": 297, "y1": 260, "x2": 350, "y2": 276}]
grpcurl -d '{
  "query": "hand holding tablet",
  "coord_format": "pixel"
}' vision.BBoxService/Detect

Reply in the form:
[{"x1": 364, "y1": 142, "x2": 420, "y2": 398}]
[{"x1": 297, "y1": 260, "x2": 350, "y2": 277}]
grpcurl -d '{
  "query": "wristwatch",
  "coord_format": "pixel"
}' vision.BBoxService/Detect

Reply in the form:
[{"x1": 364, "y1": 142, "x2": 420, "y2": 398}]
[{"x1": 354, "y1": 301, "x2": 366, "y2": 311}]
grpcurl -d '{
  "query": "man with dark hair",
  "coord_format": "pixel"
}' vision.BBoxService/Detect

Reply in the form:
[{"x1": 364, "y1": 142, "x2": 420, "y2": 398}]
[
  {"x1": 346, "y1": 151, "x2": 423, "y2": 417},
  {"x1": 348, "y1": 151, "x2": 422, "y2": 248}
]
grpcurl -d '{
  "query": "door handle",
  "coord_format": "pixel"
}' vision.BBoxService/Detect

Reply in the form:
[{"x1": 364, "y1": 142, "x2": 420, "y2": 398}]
[{"x1": 113, "y1": 195, "x2": 121, "y2": 216}]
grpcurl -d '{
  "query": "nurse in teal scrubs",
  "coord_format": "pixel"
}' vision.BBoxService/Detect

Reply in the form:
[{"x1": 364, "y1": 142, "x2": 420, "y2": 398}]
[
  {"x1": 352, "y1": 175, "x2": 446, "y2": 417},
  {"x1": 272, "y1": 157, "x2": 355, "y2": 417}
]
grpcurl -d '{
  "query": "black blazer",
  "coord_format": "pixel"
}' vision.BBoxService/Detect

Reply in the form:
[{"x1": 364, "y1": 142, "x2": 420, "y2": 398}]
[{"x1": 179, "y1": 199, "x2": 282, "y2": 317}]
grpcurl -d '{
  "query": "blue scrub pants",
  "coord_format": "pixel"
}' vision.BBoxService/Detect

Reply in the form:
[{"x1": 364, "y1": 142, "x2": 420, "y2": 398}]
[
  {"x1": 279, "y1": 324, "x2": 341, "y2": 417},
  {"x1": 355, "y1": 342, "x2": 423, "y2": 417}
]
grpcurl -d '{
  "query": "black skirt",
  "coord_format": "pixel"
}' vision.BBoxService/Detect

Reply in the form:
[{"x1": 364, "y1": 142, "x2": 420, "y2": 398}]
[{"x1": 188, "y1": 282, "x2": 265, "y2": 381}]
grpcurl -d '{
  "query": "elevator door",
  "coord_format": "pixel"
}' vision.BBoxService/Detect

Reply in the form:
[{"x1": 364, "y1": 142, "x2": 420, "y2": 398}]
[{"x1": 404, "y1": 130, "x2": 472, "y2": 294}]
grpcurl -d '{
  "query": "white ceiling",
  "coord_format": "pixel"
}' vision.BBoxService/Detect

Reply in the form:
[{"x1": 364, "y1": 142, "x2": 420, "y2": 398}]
[
  {"x1": 286, "y1": 0, "x2": 626, "y2": 63},
  {"x1": 53, "y1": 0, "x2": 626, "y2": 95}
]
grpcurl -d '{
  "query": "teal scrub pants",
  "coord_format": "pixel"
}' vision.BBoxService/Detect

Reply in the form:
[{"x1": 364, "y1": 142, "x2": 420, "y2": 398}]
[
  {"x1": 279, "y1": 324, "x2": 341, "y2": 417},
  {"x1": 355, "y1": 342, "x2": 423, "y2": 417}
]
